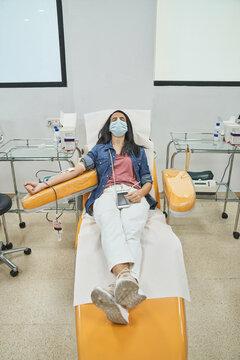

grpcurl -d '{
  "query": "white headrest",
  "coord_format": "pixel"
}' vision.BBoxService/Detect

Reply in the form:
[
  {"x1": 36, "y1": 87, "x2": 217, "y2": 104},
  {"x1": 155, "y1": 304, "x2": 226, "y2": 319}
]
[{"x1": 84, "y1": 109, "x2": 151, "y2": 150}]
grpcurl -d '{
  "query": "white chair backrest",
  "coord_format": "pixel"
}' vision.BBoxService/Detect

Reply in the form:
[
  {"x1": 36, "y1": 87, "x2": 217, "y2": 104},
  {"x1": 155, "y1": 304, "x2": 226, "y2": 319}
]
[{"x1": 84, "y1": 109, "x2": 155, "y2": 198}]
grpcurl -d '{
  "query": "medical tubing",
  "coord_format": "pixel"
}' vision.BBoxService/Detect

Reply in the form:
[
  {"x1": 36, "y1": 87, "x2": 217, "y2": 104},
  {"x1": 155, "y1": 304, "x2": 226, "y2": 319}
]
[
  {"x1": 129, "y1": 181, "x2": 141, "y2": 190},
  {"x1": 35, "y1": 169, "x2": 61, "y2": 177},
  {"x1": 46, "y1": 210, "x2": 63, "y2": 223},
  {"x1": 108, "y1": 149, "x2": 118, "y2": 196},
  {"x1": 57, "y1": 158, "x2": 62, "y2": 172},
  {"x1": 35, "y1": 169, "x2": 62, "y2": 220}
]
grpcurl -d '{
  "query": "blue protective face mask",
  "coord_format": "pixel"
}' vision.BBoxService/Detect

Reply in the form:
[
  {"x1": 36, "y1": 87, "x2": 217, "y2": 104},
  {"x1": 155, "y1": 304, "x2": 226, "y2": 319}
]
[{"x1": 109, "y1": 118, "x2": 128, "y2": 137}]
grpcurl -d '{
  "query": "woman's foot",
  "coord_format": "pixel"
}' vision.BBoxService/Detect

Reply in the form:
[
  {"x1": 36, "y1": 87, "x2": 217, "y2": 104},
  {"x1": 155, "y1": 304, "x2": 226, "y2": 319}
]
[
  {"x1": 114, "y1": 268, "x2": 147, "y2": 309},
  {"x1": 91, "y1": 285, "x2": 129, "y2": 325}
]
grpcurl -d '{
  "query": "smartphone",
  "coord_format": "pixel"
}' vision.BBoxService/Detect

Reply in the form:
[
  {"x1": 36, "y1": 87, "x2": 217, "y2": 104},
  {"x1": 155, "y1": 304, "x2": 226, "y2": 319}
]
[{"x1": 117, "y1": 191, "x2": 130, "y2": 209}]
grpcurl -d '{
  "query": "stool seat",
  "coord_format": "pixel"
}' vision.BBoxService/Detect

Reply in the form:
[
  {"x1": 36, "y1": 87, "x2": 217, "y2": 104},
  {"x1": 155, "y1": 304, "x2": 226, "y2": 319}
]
[{"x1": 0, "y1": 194, "x2": 12, "y2": 215}]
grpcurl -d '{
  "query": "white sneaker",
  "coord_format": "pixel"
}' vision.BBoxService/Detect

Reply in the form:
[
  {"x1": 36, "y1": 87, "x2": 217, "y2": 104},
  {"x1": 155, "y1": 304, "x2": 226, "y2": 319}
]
[
  {"x1": 91, "y1": 286, "x2": 129, "y2": 325},
  {"x1": 114, "y1": 268, "x2": 147, "y2": 309}
]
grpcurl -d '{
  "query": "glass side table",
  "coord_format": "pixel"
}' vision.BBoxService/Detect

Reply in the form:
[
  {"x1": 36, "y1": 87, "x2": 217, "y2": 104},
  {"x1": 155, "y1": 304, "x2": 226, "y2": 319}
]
[
  {"x1": 165, "y1": 132, "x2": 240, "y2": 239},
  {"x1": 0, "y1": 138, "x2": 82, "y2": 227}
]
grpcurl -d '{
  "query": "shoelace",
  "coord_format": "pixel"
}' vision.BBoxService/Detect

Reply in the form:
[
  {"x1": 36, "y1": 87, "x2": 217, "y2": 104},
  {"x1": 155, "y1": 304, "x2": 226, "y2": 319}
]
[
  {"x1": 116, "y1": 267, "x2": 131, "y2": 279},
  {"x1": 116, "y1": 267, "x2": 139, "y2": 284}
]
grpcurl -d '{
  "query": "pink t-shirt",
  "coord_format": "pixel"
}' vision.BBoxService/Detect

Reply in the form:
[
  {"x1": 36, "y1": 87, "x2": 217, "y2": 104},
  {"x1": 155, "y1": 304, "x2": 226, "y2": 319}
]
[{"x1": 105, "y1": 153, "x2": 141, "y2": 189}]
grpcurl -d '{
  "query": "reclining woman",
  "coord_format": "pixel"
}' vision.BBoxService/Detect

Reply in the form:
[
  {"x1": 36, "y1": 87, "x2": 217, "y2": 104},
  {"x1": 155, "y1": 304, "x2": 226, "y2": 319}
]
[{"x1": 24, "y1": 110, "x2": 157, "y2": 325}]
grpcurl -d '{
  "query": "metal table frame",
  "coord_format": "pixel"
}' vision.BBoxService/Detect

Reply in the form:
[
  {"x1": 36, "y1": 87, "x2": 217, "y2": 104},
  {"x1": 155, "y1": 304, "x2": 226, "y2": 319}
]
[
  {"x1": 0, "y1": 138, "x2": 82, "y2": 227},
  {"x1": 164, "y1": 132, "x2": 240, "y2": 239}
]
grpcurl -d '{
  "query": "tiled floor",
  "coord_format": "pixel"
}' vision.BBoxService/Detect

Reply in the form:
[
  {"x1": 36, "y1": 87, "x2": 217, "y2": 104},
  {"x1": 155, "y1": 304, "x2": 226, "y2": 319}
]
[{"x1": 0, "y1": 201, "x2": 239, "y2": 360}]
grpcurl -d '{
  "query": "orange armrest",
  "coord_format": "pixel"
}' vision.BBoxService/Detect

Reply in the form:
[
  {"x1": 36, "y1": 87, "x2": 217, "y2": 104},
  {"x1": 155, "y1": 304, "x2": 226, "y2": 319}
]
[
  {"x1": 162, "y1": 169, "x2": 196, "y2": 213},
  {"x1": 22, "y1": 170, "x2": 98, "y2": 210}
]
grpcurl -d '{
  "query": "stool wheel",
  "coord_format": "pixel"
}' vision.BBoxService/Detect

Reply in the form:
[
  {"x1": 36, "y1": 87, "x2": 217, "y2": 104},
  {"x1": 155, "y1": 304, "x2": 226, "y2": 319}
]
[
  {"x1": 24, "y1": 248, "x2": 31, "y2": 255},
  {"x1": 222, "y1": 212, "x2": 228, "y2": 219},
  {"x1": 233, "y1": 232, "x2": 239, "y2": 239},
  {"x1": 2, "y1": 244, "x2": 6, "y2": 251},
  {"x1": 19, "y1": 222, "x2": 26, "y2": 229},
  {"x1": 10, "y1": 270, "x2": 18, "y2": 277},
  {"x1": 6, "y1": 242, "x2": 13, "y2": 250},
  {"x1": 163, "y1": 211, "x2": 168, "y2": 218}
]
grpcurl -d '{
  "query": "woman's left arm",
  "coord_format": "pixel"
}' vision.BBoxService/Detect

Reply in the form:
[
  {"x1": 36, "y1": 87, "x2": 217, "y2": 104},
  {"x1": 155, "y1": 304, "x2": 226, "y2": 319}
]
[
  {"x1": 125, "y1": 148, "x2": 152, "y2": 203},
  {"x1": 125, "y1": 182, "x2": 152, "y2": 203}
]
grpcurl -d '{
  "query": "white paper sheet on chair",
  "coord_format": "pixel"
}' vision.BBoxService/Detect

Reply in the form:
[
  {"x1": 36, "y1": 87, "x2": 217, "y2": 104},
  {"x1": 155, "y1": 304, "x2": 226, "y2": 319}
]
[{"x1": 74, "y1": 209, "x2": 191, "y2": 306}]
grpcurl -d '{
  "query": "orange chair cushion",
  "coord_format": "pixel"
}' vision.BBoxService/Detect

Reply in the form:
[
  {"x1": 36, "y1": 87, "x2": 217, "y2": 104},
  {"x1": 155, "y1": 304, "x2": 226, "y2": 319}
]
[
  {"x1": 22, "y1": 170, "x2": 98, "y2": 210},
  {"x1": 75, "y1": 298, "x2": 187, "y2": 360},
  {"x1": 162, "y1": 169, "x2": 196, "y2": 213}
]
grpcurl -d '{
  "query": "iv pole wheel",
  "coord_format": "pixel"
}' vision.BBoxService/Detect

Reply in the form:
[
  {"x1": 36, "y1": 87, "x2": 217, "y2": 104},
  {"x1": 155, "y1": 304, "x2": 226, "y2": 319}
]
[
  {"x1": 233, "y1": 232, "x2": 239, "y2": 240},
  {"x1": 19, "y1": 222, "x2": 26, "y2": 229},
  {"x1": 221, "y1": 212, "x2": 228, "y2": 219}
]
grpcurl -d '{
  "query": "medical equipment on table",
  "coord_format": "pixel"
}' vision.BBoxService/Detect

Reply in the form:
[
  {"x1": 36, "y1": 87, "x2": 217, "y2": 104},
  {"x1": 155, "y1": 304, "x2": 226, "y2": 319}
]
[
  {"x1": 0, "y1": 138, "x2": 80, "y2": 232},
  {"x1": 229, "y1": 131, "x2": 240, "y2": 145},
  {"x1": 59, "y1": 112, "x2": 77, "y2": 152},
  {"x1": 223, "y1": 115, "x2": 240, "y2": 144},
  {"x1": 188, "y1": 170, "x2": 214, "y2": 180},
  {"x1": 187, "y1": 170, "x2": 216, "y2": 194},
  {"x1": 53, "y1": 126, "x2": 61, "y2": 148},
  {"x1": 213, "y1": 122, "x2": 221, "y2": 142},
  {"x1": 167, "y1": 132, "x2": 240, "y2": 238},
  {"x1": 192, "y1": 179, "x2": 217, "y2": 195}
]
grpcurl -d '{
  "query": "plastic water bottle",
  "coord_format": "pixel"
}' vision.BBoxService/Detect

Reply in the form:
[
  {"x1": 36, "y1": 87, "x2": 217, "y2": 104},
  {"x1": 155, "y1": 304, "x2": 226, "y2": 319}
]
[
  {"x1": 54, "y1": 126, "x2": 61, "y2": 149},
  {"x1": 213, "y1": 122, "x2": 221, "y2": 143}
]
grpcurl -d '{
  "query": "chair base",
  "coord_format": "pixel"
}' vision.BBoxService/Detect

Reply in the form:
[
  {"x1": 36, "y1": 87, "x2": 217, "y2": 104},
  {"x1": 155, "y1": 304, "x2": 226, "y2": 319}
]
[{"x1": 0, "y1": 241, "x2": 31, "y2": 276}]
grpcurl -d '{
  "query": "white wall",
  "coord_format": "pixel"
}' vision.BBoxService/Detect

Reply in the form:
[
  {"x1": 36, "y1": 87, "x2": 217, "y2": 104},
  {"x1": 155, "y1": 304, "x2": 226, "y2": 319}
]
[{"x1": 0, "y1": 0, "x2": 239, "y2": 194}]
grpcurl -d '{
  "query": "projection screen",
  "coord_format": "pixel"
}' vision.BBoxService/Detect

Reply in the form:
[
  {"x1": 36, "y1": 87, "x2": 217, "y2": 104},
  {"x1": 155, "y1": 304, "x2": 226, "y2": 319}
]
[
  {"x1": 154, "y1": 0, "x2": 240, "y2": 86},
  {"x1": 0, "y1": 0, "x2": 66, "y2": 87}
]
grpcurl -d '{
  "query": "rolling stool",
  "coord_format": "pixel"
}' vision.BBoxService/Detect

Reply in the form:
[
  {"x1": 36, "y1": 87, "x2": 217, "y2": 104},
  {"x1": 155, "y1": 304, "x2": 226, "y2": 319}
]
[{"x1": 0, "y1": 193, "x2": 31, "y2": 277}]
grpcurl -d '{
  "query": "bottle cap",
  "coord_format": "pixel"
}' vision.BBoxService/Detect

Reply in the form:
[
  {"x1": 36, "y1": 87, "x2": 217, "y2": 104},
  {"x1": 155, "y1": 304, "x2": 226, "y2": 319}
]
[{"x1": 216, "y1": 122, "x2": 220, "y2": 126}]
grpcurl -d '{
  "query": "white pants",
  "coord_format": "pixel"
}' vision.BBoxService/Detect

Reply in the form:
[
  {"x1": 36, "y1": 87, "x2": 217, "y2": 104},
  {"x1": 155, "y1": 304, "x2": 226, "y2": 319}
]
[{"x1": 93, "y1": 184, "x2": 149, "y2": 281}]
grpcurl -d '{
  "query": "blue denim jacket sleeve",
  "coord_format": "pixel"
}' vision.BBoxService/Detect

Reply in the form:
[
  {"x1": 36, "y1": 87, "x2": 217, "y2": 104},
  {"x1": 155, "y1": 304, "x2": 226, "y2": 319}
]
[
  {"x1": 140, "y1": 148, "x2": 153, "y2": 185},
  {"x1": 79, "y1": 145, "x2": 98, "y2": 170}
]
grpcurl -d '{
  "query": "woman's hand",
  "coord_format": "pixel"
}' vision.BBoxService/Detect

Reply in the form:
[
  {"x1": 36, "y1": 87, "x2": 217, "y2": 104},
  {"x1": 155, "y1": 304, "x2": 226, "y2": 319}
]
[
  {"x1": 24, "y1": 181, "x2": 46, "y2": 195},
  {"x1": 124, "y1": 190, "x2": 143, "y2": 203}
]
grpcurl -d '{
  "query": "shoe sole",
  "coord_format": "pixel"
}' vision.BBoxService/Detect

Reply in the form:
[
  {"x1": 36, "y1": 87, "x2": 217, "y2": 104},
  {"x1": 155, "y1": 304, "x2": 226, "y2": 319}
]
[
  {"x1": 115, "y1": 279, "x2": 147, "y2": 309},
  {"x1": 91, "y1": 287, "x2": 129, "y2": 325}
]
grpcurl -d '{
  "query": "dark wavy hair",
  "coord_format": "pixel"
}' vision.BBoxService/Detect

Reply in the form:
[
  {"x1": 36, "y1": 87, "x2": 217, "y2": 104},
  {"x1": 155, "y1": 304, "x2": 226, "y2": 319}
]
[{"x1": 96, "y1": 110, "x2": 141, "y2": 157}]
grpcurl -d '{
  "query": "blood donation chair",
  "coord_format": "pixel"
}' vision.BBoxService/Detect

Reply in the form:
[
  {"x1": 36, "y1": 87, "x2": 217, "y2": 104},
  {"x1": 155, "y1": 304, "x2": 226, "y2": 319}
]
[{"x1": 22, "y1": 110, "x2": 195, "y2": 360}]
